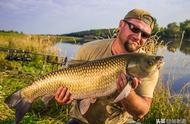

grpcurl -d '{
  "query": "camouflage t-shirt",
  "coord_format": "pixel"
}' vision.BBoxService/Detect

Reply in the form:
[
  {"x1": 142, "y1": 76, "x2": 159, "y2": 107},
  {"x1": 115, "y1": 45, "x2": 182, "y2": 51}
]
[{"x1": 69, "y1": 39, "x2": 159, "y2": 124}]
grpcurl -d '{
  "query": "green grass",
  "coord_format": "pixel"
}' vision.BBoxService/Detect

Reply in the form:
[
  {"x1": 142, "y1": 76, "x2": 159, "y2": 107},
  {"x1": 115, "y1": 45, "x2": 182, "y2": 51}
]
[
  {"x1": 0, "y1": 53, "x2": 71, "y2": 124},
  {"x1": 0, "y1": 31, "x2": 75, "y2": 123},
  {"x1": 142, "y1": 84, "x2": 190, "y2": 123},
  {"x1": 1, "y1": 52, "x2": 189, "y2": 124},
  {"x1": 0, "y1": 31, "x2": 80, "y2": 54},
  {"x1": 0, "y1": 32, "x2": 189, "y2": 123}
]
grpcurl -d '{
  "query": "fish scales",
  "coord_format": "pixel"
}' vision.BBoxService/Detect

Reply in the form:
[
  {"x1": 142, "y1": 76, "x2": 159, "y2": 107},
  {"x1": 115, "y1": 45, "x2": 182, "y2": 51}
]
[
  {"x1": 21, "y1": 56, "x2": 126, "y2": 101},
  {"x1": 4, "y1": 53, "x2": 164, "y2": 124}
]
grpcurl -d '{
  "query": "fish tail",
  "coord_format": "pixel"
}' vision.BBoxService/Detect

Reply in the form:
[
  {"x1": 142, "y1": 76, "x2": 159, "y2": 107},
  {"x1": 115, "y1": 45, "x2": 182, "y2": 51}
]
[{"x1": 4, "y1": 90, "x2": 32, "y2": 124}]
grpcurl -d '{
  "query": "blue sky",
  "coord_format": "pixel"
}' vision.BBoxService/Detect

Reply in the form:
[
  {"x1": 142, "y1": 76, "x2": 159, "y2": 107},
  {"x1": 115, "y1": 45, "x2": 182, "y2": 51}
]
[{"x1": 0, "y1": 0, "x2": 190, "y2": 34}]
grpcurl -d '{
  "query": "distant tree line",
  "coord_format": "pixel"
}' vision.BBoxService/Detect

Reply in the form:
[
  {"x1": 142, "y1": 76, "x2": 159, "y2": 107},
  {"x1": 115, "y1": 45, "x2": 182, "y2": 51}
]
[
  {"x1": 0, "y1": 30, "x2": 23, "y2": 34},
  {"x1": 65, "y1": 19, "x2": 190, "y2": 40},
  {"x1": 64, "y1": 28, "x2": 116, "y2": 39},
  {"x1": 157, "y1": 19, "x2": 190, "y2": 39},
  {"x1": 1, "y1": 19, "x2": 190, "y2": 40}
]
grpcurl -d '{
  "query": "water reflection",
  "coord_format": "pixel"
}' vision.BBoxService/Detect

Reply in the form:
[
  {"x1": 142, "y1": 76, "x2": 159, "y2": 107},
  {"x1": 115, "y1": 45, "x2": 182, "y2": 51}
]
[
  {"x1": 164, "y1": 39, "x2": 190, "y2": 55},
  {"x1": 158, "y1": 47, "x2": 190, "y2": 95},
  {"x1": 159, "y1": 39, "x2": 190, "y2": 96}
]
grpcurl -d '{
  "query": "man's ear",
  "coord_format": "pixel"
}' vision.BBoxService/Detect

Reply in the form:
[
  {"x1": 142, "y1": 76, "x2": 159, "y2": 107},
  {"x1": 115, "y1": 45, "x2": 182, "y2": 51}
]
[
  {"x1": 118, "y1": 20, "x2": 125, "y2": 32},
  {"x1": 119, "y1": 20, "x2": 125, "y2": 28}
]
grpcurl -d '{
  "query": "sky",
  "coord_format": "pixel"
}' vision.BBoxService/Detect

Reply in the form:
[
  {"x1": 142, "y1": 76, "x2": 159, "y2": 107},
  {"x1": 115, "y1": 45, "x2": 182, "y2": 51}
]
[{"x1": 0, "y1": 0, "x2": 190, "y2": 34}]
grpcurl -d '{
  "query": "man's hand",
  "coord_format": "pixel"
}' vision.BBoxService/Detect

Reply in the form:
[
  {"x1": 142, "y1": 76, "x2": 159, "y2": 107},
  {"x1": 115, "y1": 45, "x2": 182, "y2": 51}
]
[
  {"x1": 55, "y1": 86, "x2": 73, "y2": 105},
  {"x1": 116, "y1": 73, "x2": 152, "y2": 119},
  {"x1": 116, "y1": 73, "x2": 142, "y2": 92}
]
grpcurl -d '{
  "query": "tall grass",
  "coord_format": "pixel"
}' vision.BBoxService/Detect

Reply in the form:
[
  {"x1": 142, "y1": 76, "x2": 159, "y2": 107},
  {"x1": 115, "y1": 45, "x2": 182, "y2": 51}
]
[
  {"x1": 142, "y1": 32, "x2": 190, "y2": 123},
  {"x1": 142, "y1": 81, "x2": 190, "y2": 123},
  {"x1": 0, "y1": 31, "x2": 72, "y2": 123},
  {"x1": 0, "y1": 31, "x2": 190, "y2": 123},
  {"x1": 0, "y1": 33, "x2": 53, "y2": 55},
  {"x1": 0, "y1": 32, "x2": 79, "y2": 55}
]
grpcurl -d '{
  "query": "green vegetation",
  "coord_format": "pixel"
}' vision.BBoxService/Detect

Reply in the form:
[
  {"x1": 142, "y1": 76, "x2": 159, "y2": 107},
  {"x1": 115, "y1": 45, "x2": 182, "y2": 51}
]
[
  {"x1": 0, "y1": 30, "x2": 80, "y2": 53},
  {"x1": 1, "y1": 53, "x2": 189, "y2": 123},
  {"x1": 0, "y1": 30, "x2": 75, "y2": 123},
  {"x1": 0, "y1": 31, "x2": 77, "y2": 123},
  {"x1": 142, "y1": 84, "x2": 190, "y2": 123},
  {"x1": 65, "y1": 28, "x2": 117, "y2": 38},
  {"x1": 0, "y1": 21, "x2": 190, "y2": 123},
  {"x1": 65, "y1": 19, "x2": 190, "y2": 41},
  {"x1": 158, "y1": 20, "x2": 190, "y2": 39},
  {"x1": 0, "y1": 53, "x2": 71, "y2": 124}
]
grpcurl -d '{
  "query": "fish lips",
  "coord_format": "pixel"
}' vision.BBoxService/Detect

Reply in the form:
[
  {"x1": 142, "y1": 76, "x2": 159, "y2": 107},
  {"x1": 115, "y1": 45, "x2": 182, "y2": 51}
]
[{"x1": 156, "y1": 56, "x2": 164, "y2": 69}]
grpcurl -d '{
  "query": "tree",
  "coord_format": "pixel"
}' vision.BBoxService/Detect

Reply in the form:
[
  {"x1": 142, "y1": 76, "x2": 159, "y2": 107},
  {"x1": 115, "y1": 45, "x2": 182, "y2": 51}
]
[
  {"x1": 180, "y1": 19, "x2": 190, "y2": 38},
  {"x1": 164, "y1": 22, "x2": 181, "y2": 38}
]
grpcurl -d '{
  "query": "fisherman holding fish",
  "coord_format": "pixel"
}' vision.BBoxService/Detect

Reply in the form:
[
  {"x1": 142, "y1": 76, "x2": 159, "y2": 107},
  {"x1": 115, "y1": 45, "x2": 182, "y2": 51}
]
[
  {"x1": 55, "y1": 8, "x2": 158, "y2": 124},
  {"x1": 5, "y1": 8, "x2": 162, "y2": 124}
]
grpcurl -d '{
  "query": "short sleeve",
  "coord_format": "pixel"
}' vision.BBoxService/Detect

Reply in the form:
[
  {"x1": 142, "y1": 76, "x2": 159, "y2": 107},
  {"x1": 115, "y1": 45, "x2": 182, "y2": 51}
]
[{"x1": 74, "y1": 45, "x2": 88, "y2": 60}]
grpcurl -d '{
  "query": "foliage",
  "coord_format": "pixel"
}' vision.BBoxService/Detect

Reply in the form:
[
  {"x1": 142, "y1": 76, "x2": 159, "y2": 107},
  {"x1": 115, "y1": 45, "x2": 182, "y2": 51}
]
[
  {"x1": 0, "y1": 52, "x2": 71, "y2": 124},
  {"x1": 0, "y1": 31, "x2": 80, "y2": 51},
  {"x1": 180, "y1": 20, "x2": 190, "y2": 38},
  {"x1": 142, "y1": 83, "x2": 190, "y2": 123},
  {"x1": 65, "y1": 19, "x2": 190, "y2": 41},
  {"x1": 0, "y1": 31, "x2": 73, "y2": 123},
  {"x1": 0, "y1": 19, "x2": 190, "y2": 124}
]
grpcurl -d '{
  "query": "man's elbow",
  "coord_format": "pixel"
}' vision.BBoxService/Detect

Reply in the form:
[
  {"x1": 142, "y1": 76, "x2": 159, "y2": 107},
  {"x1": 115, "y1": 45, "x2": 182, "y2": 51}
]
[
  {"x1": 136, "y1": 113, "x2": 147, "y2": 119},
  {"x1": 134, "y1": 107, "x2": 150, "y2": 119},
  {"x1": 136, "y1": 97, "x2": 152, "y2": 119}
]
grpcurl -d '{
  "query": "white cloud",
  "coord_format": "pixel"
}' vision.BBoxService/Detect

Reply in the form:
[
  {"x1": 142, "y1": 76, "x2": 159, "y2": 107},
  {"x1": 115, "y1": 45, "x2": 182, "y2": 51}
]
[{"x1": 0, "y1": 0, "x2": 190, "y2": 34}]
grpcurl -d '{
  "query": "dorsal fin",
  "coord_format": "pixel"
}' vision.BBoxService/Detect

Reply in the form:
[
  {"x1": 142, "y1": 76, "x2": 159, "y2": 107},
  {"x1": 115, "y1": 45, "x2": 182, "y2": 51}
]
[
  {"x1": 68, "y1": 59, "x2": 89, "y2": 65},
  {"x1": 62, "y1": 59, "x2": 89, "y2": 68}
]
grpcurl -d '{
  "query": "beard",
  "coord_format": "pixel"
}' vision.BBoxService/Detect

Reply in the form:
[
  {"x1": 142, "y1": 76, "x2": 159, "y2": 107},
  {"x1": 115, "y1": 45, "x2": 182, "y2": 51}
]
[{"x1": 124, "y1": 41, "x2": 141, "y2": 52}]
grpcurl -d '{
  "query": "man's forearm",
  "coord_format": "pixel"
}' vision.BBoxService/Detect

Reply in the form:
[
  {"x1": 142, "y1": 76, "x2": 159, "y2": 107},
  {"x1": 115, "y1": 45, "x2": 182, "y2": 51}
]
[{"x1": 121, "y1": 90, "x2": 151, "y2": 119}]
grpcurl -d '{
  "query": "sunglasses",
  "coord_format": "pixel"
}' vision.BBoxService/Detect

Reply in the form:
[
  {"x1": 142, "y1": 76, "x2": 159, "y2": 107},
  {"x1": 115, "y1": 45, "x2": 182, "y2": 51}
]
[{"x1": 125, "y1": 21, "x2": 151, "y2": 39}]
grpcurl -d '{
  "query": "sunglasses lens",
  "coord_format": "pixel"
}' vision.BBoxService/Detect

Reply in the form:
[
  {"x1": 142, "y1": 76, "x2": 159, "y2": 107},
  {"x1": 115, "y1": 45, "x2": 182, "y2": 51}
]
[
  {"x1": 130, "y1": 26, "x2": 140, "y2": 33},
  {"x1": 126, "y1": 21, "x2": 150, "y2": 39},
  {"x1": 142, "y1": 32, "x2": 150, "y2": 38}
]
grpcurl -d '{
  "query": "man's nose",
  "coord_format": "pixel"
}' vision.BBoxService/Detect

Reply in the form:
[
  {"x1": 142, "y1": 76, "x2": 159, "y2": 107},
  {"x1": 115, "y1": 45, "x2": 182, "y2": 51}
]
[{"x1": 133, "y1": 32, "x2": 142, "y2": 42}]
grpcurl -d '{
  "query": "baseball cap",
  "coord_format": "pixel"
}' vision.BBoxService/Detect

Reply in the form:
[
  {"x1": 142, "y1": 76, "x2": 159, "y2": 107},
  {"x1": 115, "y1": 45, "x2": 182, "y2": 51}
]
[{"x1": 124, "y1": 8, "x2": 155, "y2": 29}]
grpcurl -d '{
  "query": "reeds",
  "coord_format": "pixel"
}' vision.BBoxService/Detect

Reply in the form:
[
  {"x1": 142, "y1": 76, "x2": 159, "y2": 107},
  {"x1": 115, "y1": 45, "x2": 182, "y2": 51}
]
[
  {"x1": 142, "y1": 31, "x2": 190, "y2": 123},
  {"x1": 0, "y1": 32, "x2": 78, "y2": 55},
  {"x1": 142, "y1": 80, "x2": 190, "y2": 123},
  {"x1": 0, "y1": 33, "x2": 57, "y2": 55},
  {"x1": 0, "y1": 31, "x2": 190, "y2": 123}
]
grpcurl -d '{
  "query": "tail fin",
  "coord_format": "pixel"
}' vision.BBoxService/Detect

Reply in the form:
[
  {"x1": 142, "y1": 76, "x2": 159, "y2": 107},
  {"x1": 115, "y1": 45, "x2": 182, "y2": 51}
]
[{"x1": 4, "y1": 90, "x2": 32, "y2": 124}]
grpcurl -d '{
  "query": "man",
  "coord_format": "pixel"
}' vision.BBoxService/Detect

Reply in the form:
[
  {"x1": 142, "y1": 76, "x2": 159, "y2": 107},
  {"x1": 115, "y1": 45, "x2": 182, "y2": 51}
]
[{"x1": 55, "y1": 8, "x2": 158, "y2": 124}]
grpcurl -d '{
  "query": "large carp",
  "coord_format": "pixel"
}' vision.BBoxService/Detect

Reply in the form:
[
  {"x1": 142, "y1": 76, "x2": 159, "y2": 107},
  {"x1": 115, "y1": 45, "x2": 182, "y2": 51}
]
[{"x1": 5, "y1": 53, "x2": 163, "y2": 124}]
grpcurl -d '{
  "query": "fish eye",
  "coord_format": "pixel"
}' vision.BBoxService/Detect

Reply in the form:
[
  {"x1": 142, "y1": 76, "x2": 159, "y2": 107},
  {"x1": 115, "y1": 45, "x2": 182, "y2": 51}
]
[{"x1": 147, "y1": 59, "x2": 153, "y2": 65}]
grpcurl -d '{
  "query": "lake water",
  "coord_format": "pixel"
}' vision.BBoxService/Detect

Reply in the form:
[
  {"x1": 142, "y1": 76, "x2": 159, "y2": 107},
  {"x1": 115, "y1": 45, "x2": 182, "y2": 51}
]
[
  {"x1": 55, "y1": 42, "x2": 81, "y2": 59},
  {"x1": 157, "y1": 47, "x2": 190, "y2": 95},
  {"x1": 55, "y1": 42, "x2": 190, "y2": 95}
]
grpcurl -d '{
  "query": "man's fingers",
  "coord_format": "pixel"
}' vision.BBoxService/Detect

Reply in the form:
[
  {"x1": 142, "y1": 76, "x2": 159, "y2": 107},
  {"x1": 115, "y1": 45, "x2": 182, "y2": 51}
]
[
  {"x1": 61, "y1": 90, "x2": 71, "y2": 103},
  {"x1": 116, "y1": 74, "x2": 122, "y2": 91},
  {"x1": 117, "y1": 73, "x2": 128, "y2": 92},
  {"x1": 55, "y1": 86, "x2": 63, "y2": 98},
  {"x1": 54, "y1": 87, "x2": 72, "y2": 105},
  {"x1": 131, "y1": 77, "x2": 141, "y2": 89},
  {"x1": 121, "y1": 73, "x2": 127, "y2": 86},
  {"x1": 58, "y1": 87, "x2": 68, "y2": 100},
  {"x1": 65, "y1": 97, "x2": 73, "y2": 104}
]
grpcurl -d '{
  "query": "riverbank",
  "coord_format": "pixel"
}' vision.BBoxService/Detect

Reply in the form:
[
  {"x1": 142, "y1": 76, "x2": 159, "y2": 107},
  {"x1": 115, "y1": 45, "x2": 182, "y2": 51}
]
[{"x1": 0, "y1": 32, "x2": 189, "y2": 123}]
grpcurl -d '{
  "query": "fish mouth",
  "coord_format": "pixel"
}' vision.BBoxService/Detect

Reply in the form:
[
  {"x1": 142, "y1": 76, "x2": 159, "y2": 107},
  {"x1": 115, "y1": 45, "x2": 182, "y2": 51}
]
[{"x1": 156, "y1": 56, "x2": 164, "y2": 69}]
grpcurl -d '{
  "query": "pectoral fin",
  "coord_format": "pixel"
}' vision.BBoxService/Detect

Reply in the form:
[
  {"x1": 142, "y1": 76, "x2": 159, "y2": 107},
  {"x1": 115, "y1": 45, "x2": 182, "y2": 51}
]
[
  {"x1": 79, "y1": 98, "x2": 96, "y2": 115},
  {"x1": 113, "y1": 82, "x2": 132, "y2": 103},
  {"x1": 41, "y1": 95, "x2": 54, "y2": 106}
]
